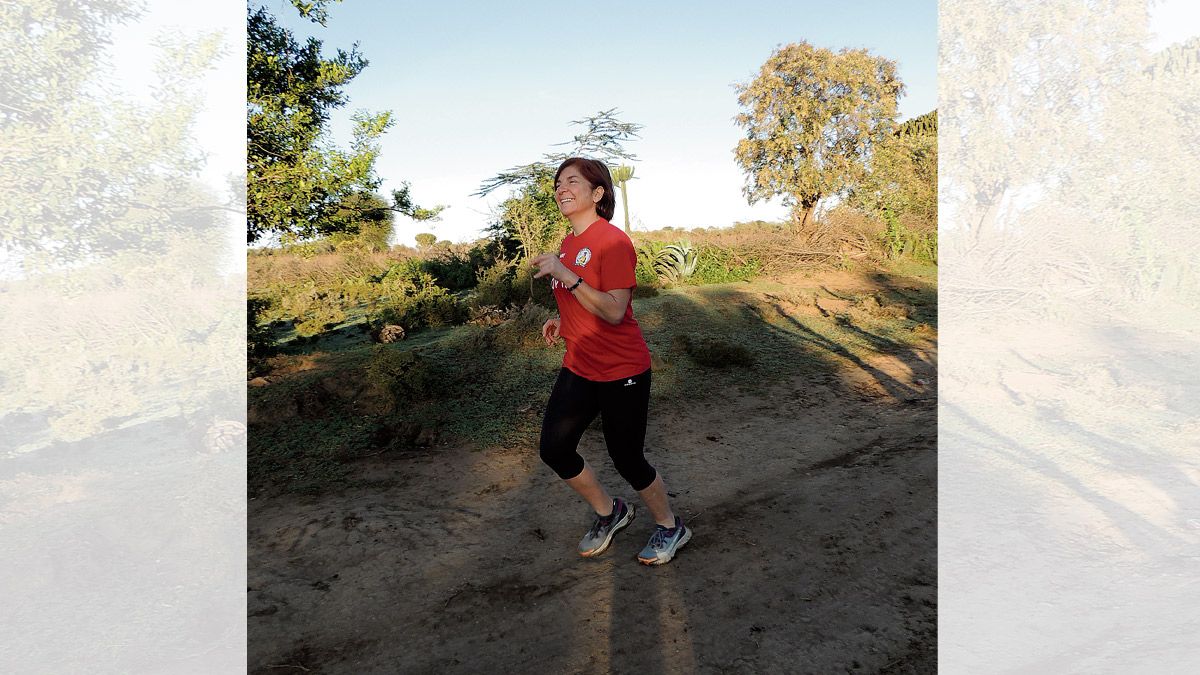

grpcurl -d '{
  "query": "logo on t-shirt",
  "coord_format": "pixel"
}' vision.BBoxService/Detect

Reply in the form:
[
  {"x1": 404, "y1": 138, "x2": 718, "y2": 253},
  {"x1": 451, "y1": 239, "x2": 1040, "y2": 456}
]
[{"x1": 574, "y1": 248, "x2": 592, "y2": 268}]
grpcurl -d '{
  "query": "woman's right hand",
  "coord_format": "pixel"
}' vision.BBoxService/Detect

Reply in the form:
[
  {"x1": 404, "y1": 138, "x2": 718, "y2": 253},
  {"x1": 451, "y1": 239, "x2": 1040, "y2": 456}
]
[{"x1": 542, "y1": 317, "x2": 561, "y2": 346}]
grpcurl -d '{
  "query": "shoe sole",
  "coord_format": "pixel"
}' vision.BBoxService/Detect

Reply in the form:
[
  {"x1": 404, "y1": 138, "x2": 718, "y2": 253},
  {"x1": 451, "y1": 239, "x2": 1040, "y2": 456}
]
[
  {"x1": 638, "y1": 526, "x2": 692, "y2": 566},
  {"x1": 580, "y1": 504, "x2": 636, "y2": 558}
]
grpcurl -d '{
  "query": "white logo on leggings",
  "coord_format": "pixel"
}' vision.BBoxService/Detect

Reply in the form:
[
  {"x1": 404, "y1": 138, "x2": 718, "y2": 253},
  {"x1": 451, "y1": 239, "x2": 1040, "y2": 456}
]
[{"x1": 624, "y1": 379, "x2": 635, "y2": 386}]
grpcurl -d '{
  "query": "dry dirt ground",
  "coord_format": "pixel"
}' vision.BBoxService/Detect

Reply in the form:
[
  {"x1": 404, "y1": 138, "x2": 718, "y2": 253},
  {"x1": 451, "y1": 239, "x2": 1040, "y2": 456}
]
[{"x1": 249, "y1": 275, "x2": 937, "y2": 674}]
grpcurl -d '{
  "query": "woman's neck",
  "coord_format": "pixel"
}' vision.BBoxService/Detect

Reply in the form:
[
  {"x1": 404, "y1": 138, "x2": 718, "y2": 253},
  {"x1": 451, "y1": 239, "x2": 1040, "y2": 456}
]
[{"x1": 569, "y1": 211, "x2": 601, "y2": 237}]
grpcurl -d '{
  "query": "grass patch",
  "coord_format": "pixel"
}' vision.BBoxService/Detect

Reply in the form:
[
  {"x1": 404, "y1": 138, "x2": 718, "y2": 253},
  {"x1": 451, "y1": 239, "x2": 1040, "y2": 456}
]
[{"x1": 250, "y1": 272, "x2": 936, "y2": 497}]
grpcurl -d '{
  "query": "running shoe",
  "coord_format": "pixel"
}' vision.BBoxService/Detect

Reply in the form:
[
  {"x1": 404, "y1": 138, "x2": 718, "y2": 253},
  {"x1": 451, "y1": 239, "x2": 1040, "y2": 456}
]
[
  {"x1": 578, "y1": 498, "x2": 635, "y2": 557},
  {"x1": 637, "y1": 516, "x2": 691, "y2": 565}
]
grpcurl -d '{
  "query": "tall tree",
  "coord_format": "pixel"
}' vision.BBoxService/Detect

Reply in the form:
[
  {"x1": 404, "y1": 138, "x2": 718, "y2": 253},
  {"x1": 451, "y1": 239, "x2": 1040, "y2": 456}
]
[
  {"x1": 475, "y1": 108, "x2": 642, "y2": 197},
  {"x1": 852, "y1": 110, "x2": 938, "y2": 225},
  {"x1": 1, "y1": 0, "x2": 243, "y2": 446},
  {"x1": 610, "y1": 165, "x2": 636, "y2": 234},
  {"x1": 734, "y1": 42, "x2": 903, "y2": 232},
  {"x1": 247, "y1": 2, "x2": 441, "y2": 244},
  {"x1": 476, "y1": 109, "x2": 643, "y2": 258},
  {"x1": 1, "y1": 0, "x2": 222, "y2": 267}
]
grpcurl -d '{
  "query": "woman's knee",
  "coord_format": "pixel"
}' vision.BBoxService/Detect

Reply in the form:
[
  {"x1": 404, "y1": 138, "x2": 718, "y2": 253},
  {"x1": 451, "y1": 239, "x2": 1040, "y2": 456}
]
[
  {"x1": 539, "y1": 436, "x2": 584, "y2": 480},
  {"x1": 613, "y1": 457, "x2": 656, "y2": 491}
]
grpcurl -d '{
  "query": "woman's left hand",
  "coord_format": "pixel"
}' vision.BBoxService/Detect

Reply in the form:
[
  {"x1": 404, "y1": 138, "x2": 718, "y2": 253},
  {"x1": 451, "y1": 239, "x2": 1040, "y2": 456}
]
[{"x1": 530, "y1": 253, "x2": 574, "y2": 284}]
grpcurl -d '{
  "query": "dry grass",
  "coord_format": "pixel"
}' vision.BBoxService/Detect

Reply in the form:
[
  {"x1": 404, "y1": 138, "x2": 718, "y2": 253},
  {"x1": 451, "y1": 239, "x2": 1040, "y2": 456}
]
[
  {"x1": 248, "y1": 249, "x2": 407, "y2": 289},
  {"x1": 634, "y1": 207, "x2": 904, "y2": 275}
]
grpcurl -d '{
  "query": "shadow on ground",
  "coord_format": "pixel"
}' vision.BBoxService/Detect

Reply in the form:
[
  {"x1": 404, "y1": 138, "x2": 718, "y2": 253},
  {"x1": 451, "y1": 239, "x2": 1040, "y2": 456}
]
[{"x1": 248, "y1": 270, "x2": 938, "y2": 673}]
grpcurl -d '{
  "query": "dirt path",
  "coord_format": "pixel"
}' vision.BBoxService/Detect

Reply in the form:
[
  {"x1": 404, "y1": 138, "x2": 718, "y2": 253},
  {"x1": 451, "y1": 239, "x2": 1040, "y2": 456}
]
[{"x1": 249, "y1": 338, "x2": 936, "y2": 673}]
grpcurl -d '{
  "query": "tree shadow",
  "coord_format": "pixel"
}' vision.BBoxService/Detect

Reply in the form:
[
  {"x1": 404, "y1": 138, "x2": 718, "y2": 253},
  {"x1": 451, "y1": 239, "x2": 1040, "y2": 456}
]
[
  {"x1": 942, "y1": 358, "x2": 1198, "y2": 554},
  {"x1": 249, "y1": 275, "x2": 939, "y2": 672}
]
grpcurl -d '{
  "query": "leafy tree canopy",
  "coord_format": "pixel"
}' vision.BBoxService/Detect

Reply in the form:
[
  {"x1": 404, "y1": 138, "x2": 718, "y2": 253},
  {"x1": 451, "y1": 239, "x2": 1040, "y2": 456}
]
[
  {"x1": 1, "y1": 0, "x2": 222, "y2": 266},
  {"x1": 324, "y1": 191, "x2": 393, "y2": 251},
  {"x1": 476, "y1": 110, "x2": 643, "y2": 260},
  {"x1": 474, "y1": 108, "x2": 642, "y2": 197},
  {"x1": 852, "y1": 110, "x2": 937, "y2": 225},
  {"x1": 247, "y1": 1, "x2": 443, "y2": 244},
  {"x1": 734, "y1": 42, "x2": 904, "y2": 230}
]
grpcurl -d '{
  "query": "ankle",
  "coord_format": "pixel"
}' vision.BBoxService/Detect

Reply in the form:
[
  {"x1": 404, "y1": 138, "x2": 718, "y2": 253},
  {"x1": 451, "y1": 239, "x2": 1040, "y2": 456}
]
[{"x1": 596, "y1": 498, "x2": 617, "y2": 518}]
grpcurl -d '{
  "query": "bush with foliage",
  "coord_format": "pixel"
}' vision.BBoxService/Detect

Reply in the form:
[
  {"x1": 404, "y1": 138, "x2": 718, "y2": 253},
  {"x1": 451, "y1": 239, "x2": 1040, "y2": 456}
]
[
  {"x1": 671, "y1": 333, "x2": 755, "y2": 368},
  {"x1": 365, "y1": 345, "x2": 446, "y2": 402},
  {"x1": 273, "y1": 282, "x2": 349, "y2": 336},
  {"x1": 473, "y1": 259, "x2": 516, "y2": 308},
  {"x1": 370, "y1": 262, "x2": 464, "y2": 330},
  {"x1": 881, "y1": 210, "x2": 937, "y2": 263},
  {"x1": 508, "y1": 263, "x2": 557, "y2": 308},
  {"x1": 248, "y1": 297, "x2": 277, "y2": 375},
  {"x1": 492, "y1": 302, "x2": 556, "y2": 350},
  {"x1": 636, "y1": 241, "x2": 666, "y2": 286},
  {"x1": 419, "y1": 250, "x2": 480, "y2": 292},
  {"x1": 691, "y1": 245, "x2": 761, "y2": 284},
  {"x1": 853, "y1": 111, "x2": 937, "y2": 228},
  {"x1": 295, "y1": 299, "x2": 347, "y2": 336},
  {"x1": 637, "y1": 240, "x2": 759, "y2": 286}
]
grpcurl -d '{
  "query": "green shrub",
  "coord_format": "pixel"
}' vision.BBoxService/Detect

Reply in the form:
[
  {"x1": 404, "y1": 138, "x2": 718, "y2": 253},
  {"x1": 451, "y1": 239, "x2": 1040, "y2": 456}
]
[
  {"x1": 248, "y1": 296, "x2": 276, "y2": 375},
  {"x1": 365, "y1": 345, "x2": 442, "y2": 401},
  {"x1": 690, "y1": 245, "x2": 761, "y2": 284},
  {"x1": 509, "y1": 263, "x2": 556, "y2": 308},
  {"x1": 279, "y1": 283, "x2": 348, "y2": 337},
  {"x1": 294, "y1": 300, "x2": 346, "y2": 336},
  {"x1": 882, "y1": 210, "x2": 937, "y2": 263},
  {"x1": 378, "y1": 259, "x2": 425, "y2": 290},
  {"x1": 493, "y1": 302, "x2": 555, "y2": 350},
  {"x1": 636, "y1": 241, "x2": 665, "y2": 287},
  {"x1": 638, "y1": 240, "x2": 758, "y2": 286},
  {"x1": 420, "y1": 251, "x2": 477, "y2": 291},
  {"x1": 671, "y1": 333, "x2": 755, "y2": 368},
  {"x1": 372, "y1": 262, "x2": 465, "y2": 330},
  {"x1": 375, "y1": 243, "x2": 496, "y2": 293},
  {"x1": 372, "y1": 286, "x2": 463, "y2": 331},
  {"x1": 635, "y1": 262, "x2": 659, "y2": 289},
  {"x1": 473, "y1": 259, "x2": 515, "y2": 308},
  {"x1": 336, "y1": 276, "x2": 376, "y2": 303}
]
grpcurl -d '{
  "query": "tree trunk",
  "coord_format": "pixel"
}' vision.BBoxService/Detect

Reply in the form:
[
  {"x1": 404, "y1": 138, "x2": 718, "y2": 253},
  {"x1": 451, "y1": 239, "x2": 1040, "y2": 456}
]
[
  {"x1": 790, "y1": 195, "x2": 819, "y2": 235},
  {"x1": 798, "y1": 205, "x2": 813, "y2": 231},
  {"x1": 972, "y1": 182, "x2": 1007, "y2": 246},
  {"x1": 621, "y1": 181, "x2": 631, "y2": 234}
]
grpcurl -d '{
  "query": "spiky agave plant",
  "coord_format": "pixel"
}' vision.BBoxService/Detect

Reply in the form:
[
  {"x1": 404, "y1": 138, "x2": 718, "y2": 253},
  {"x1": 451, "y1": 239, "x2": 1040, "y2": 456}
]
[{"x1": 654, "y1": 242, "x2": 698, "y2": 284}]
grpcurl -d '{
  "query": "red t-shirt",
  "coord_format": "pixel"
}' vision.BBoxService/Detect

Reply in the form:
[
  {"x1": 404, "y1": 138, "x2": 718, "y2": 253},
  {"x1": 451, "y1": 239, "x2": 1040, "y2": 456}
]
[{"x1": 551, "y1": 218, "x2": 652, "y2": 382}]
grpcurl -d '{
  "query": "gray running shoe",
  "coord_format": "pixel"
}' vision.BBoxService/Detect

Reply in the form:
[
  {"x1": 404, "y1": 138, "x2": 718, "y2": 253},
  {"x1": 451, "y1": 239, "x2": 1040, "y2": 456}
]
[
  {"x1": 578, "y1": 498, "x2": 635, "y2": 557},
  {"x1": 637, "y1": 516, "x2": 691, "y2": 565}
]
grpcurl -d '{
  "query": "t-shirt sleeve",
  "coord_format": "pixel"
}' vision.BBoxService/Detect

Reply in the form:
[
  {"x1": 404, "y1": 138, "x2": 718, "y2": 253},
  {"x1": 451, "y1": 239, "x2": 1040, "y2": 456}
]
[{"x1": 598, "y1": 231, "x2": 638, "y2": 291}]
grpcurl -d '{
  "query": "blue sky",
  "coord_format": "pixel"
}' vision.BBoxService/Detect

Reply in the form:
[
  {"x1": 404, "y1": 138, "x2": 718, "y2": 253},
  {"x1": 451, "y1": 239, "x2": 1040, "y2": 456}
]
[{"x1": 274, "y1": 0, "x2": 938, "y2": 245}]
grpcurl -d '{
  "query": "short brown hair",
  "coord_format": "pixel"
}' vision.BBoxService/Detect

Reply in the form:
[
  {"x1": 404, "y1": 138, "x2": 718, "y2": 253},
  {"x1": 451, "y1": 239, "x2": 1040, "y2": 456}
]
[{"x1": 554, "y1": 157, "x2": 616, "y2": 221}]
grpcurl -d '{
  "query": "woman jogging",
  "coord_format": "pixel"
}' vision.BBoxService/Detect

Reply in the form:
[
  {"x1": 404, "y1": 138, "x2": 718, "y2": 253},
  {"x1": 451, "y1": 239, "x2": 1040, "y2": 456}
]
[{"x1": 530, "y1": 157, "x2": 690, "y2": 566}]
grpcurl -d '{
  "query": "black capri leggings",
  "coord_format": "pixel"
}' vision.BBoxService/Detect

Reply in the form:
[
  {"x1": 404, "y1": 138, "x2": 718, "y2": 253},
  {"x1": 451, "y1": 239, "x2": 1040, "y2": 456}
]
[{"x1": 538, "y1": 367, "x2": 657, "y2": 492}]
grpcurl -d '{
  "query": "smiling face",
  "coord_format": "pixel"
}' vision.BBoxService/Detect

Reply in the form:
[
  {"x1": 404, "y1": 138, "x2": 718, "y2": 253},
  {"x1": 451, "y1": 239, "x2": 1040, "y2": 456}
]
[{"x1": 554, "y1": 165, "x2": 602, "y2": 218}]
